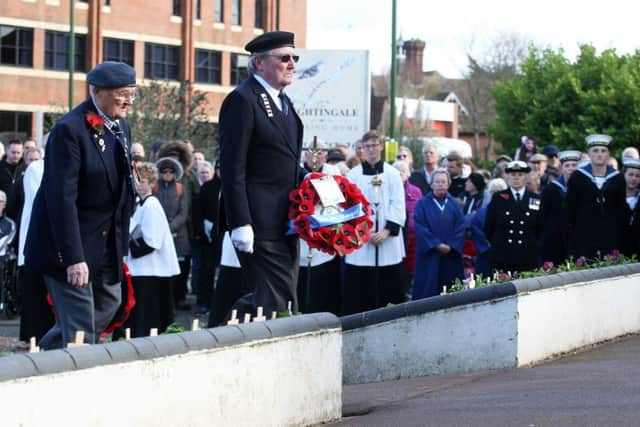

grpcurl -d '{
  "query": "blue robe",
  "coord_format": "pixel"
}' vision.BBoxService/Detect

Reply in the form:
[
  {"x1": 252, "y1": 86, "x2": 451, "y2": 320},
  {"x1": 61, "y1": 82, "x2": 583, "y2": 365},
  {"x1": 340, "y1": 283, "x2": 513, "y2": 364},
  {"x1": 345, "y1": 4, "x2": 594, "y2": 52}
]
[
  {"x1": 469, "y1": 207, "x2": 490, "y2": 278},
  {"x1": 412, "y1": 193, "x2": 465, "y2": 300}
]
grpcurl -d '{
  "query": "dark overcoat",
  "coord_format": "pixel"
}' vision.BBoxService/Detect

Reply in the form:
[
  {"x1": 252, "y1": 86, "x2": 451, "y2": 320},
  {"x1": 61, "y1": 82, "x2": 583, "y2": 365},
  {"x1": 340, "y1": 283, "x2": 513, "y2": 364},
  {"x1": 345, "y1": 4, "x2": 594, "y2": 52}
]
[
  {"x1": 25, "y1": 99, "x2": 133, "y2": 283},
  {"x1": 218, "y1": 76, "x2": 305, "y2": 240}
]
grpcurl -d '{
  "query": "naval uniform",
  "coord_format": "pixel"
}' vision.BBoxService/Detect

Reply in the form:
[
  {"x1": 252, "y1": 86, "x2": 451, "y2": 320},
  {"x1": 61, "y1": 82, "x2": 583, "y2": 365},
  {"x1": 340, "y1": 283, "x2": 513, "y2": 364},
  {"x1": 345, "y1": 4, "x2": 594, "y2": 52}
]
[
  {"x1": 540, "y1": 176, "x2": 570, "y2": 265},
  {"x1": 565, "y1": 165, "x2": 625, "y2": 260},
  {"x1": 484, "y1": 188, "x2": 543, "y2": 273}
]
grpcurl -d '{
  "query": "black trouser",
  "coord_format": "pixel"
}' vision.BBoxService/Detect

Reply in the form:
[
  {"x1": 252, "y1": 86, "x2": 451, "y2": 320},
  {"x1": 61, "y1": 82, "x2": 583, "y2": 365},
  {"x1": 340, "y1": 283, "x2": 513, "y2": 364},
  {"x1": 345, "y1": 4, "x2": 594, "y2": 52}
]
[{"x1": 234, "y1": 236, "x2": 299, "y2": 316}]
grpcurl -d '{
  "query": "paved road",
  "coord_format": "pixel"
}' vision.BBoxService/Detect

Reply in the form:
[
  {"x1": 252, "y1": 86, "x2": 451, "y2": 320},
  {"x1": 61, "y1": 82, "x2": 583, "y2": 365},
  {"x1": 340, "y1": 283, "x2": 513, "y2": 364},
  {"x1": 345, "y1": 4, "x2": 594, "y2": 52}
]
[{"x1": 332, "y1": 334, "x2": 640, "y2": 427}]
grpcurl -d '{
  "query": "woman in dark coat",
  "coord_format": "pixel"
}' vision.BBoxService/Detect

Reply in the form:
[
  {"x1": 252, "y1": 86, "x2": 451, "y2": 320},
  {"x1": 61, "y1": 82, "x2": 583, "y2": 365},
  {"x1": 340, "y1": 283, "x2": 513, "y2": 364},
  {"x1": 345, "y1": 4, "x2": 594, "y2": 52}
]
[
  {"x1": 155, "y1": 156, "x2": 190, "y2": 309},
  {"x1": 412, "y1": 170, "x2": 465, "y2": 300}
]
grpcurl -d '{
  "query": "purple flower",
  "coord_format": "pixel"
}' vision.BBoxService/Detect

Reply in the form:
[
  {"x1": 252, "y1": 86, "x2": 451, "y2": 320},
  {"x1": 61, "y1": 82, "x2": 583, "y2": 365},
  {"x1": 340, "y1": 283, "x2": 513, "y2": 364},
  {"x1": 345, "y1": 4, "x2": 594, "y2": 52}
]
[
  {"x1": 542, "y1": 261, "x2": 554, "y2": 272},
  {"x1": 576, "y1": 256, "x2": 586, "y2": 267},
  {"x1": 608, "y1": 249, "x2": 621, "y2": 262}
]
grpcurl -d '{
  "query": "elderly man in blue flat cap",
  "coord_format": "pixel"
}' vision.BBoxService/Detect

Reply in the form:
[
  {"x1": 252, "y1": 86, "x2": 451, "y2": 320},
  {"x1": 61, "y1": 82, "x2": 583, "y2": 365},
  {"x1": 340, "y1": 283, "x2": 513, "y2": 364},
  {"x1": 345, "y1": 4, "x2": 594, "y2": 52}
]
[
  {"x1": 218, "y1": 31, "x2": 306, "y2": 319},
  {"x1": 25, "y1": 61, "x2": 137, "y2": 349}
]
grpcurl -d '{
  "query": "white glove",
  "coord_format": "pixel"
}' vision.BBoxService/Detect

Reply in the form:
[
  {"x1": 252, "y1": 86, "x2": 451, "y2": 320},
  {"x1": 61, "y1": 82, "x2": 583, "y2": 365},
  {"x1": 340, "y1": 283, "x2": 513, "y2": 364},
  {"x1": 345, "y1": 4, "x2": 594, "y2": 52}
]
[{"x1": 231, "y1": 225, "x2": 254, "y2": 253}]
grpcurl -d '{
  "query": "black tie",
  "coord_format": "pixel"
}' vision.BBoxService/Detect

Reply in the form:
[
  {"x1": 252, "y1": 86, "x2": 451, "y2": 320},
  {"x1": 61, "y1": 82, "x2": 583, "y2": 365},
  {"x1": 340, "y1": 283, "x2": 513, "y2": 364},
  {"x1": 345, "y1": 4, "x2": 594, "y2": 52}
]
[
  {"x1": 279, "y1": 92, "x2": 289, "y2": 116},
  {"x1": 112, "y1": 122, "x2": 124, "y2": 139},
  {"x1": 516, "y1": 192, "x2": 521, "y2": 202}
]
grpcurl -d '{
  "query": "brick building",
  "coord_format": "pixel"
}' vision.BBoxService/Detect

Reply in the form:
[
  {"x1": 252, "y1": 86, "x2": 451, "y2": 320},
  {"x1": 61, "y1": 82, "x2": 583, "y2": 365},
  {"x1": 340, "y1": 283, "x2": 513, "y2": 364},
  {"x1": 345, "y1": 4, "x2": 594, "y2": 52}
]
[{"x1": 0, "y1": 0, "x2": 306, "y2": 143}]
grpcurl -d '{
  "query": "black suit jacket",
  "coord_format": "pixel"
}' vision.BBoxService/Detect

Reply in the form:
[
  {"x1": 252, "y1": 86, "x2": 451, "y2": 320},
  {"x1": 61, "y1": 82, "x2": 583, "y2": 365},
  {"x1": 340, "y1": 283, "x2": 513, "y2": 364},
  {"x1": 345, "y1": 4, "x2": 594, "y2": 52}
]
[
  {"x1": 25, "y1": 99, "x2": 133, "y2": 282},
  {"x1": 218, "y1": 76, "x2": 305, "y2": 240}
]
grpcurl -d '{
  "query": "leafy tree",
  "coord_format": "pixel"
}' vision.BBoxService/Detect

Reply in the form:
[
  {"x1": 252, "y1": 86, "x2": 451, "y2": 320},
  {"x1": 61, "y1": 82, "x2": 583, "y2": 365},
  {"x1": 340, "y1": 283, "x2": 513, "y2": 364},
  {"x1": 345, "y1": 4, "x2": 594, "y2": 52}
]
[
  {"x1": 493, "y1": 44, "x2": 640, "y2": 157},
  {"x1": 128, "y1": 81, "x2": 218, "y2": 159},
  {"x1": 462, "y1": 31, "x2": 530, "y2": 160}
]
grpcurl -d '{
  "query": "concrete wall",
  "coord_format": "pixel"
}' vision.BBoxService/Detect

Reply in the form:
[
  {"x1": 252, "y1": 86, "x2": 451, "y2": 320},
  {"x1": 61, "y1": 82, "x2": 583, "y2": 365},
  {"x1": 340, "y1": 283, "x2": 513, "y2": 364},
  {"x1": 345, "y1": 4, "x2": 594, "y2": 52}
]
[
  {"x1": 516, "y1": 266, "x2": 640, "y2": 366},
  {"x1": 342, "y1": 264, "x2": 640, "y2": 385},
  {"x1": 0, "y1": 313, "x2": 342, "y2": 427},
  {"x1": 343, "y1": 297, "x2": 517, "y2": 384}
]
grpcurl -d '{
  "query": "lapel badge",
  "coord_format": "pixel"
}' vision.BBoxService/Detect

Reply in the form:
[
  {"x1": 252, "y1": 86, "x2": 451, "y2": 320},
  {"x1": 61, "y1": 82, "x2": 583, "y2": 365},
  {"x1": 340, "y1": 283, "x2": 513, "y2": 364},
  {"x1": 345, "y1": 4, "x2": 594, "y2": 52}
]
[
  {"x1": 98, "y1": 138, "x2": 105, "y2": 152},
  {"x1": 260, "y1": 93, "x2": 274, "y2": 118}
]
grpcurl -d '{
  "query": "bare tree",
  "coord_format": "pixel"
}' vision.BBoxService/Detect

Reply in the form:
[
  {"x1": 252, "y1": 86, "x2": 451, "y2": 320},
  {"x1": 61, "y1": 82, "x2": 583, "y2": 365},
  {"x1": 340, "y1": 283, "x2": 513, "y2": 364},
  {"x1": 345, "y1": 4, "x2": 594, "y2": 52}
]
[{"x1": 462, "y1": 31, "x2": 531, "y2": 159}]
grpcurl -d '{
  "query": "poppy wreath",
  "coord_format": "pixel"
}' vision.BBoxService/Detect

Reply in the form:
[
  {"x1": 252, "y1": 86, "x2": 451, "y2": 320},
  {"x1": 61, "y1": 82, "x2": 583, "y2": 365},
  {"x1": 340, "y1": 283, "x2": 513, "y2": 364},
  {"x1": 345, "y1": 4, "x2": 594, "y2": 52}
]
[{"x1": 288, "y1": 172, "x2": 373, "y2": 256}]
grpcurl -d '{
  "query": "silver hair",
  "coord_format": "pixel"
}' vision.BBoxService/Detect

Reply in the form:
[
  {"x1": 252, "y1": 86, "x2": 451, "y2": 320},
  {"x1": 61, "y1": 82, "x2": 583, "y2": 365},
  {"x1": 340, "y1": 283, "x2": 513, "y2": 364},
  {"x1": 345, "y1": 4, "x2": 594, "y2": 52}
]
[
  {"x1": 197, "y1": 160, "x2": 214, "y2": 175},
  {"x1": 0, "y1": 189, "x2": 6, "y2": 202},
  {"x1": 392, "y1": 160, "x2": 410, "y2": 174},
  {"x1": 431, "y1": 168, "x2": 451, "y2": 185},
  {"x1": 247, "y1": 50, "x2": 273, "y2": 76},
  {"x1": 488, "y1": 178, "x2": 508, "y2": 194},
  {"x1": 421, "y1": 142, "x2": 440, "y2": 157}
]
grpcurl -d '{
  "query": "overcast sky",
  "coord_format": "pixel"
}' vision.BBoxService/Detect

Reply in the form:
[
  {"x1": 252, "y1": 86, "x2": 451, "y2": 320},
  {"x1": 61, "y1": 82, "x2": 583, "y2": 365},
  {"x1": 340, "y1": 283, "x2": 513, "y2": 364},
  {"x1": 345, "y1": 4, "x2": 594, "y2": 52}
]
[{"x1": 306, "y1": 0, "x2": 640, "y2": 78}]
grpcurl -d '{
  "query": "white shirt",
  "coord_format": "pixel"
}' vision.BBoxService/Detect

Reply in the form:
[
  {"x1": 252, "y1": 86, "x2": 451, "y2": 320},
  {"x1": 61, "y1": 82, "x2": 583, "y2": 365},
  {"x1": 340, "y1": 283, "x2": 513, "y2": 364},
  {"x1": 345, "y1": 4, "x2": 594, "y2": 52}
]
[
  {"x1": 253, "y1": 74, "x2": 285, "y2": 112},
  {"x1": 18, "y1": 160, "x2": 44, "y2": 266},
  {"x1": 345, "y1": 163, "x2": 406, "y2": 267},
  {"x1": 126, "y1": 196, "x2": 180, "y2": 277},
  {"x1": 510, "y1": 187, "x2": 525, "y2": 201}
]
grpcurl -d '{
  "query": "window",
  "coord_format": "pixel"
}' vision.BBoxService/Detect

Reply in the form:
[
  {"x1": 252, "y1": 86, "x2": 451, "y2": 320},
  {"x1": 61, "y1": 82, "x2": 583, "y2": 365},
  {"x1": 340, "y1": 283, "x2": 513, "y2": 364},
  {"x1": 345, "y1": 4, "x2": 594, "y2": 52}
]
[
  {"x1": 254, "y1": 0, "x2": 264, "y2": 29},
  {"x1": 44, "y1": 31, "x2": 86, "y2": 71},
  {"x1": 230, "y1": 53, "x2": 249, "y2": 85},
  {"x1": 0, "y1": 25, "x2": 33, "y2": 67},
  {"x1": 231, "y1": 0, "x2": 241, "y2": 25},
  {"x1": 103, "y1": 38, "x2": 134, "y2": 66},
  {"x1": 144, "y1": 43, "x2": 179, "y2": 80},
  {"x1": 0, "y1": 111, "x2": 31, "y2": 138},
  {"x1": 195, "y1": 0, "x2": 201, "y2": 19},
  {"x1": 195, "y1": 49, "x2": 221, "y2": 84},
  {"x1": 172, "y1": 0, "x2": 181, "y2": 16},
  {"x1": 214, "y1": 0, "x2": 223, "y2": 22}
]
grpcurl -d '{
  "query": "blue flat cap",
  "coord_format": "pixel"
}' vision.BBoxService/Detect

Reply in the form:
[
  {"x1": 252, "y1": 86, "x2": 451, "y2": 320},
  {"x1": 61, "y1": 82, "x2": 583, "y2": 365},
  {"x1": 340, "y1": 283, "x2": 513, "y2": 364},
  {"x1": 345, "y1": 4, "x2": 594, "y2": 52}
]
[
  {"x1": 87, "y1": 61, "x2": 136, "y2": 88},
  {"x1": 245, "y1": 31, "x2": 295, "y2": 53}
]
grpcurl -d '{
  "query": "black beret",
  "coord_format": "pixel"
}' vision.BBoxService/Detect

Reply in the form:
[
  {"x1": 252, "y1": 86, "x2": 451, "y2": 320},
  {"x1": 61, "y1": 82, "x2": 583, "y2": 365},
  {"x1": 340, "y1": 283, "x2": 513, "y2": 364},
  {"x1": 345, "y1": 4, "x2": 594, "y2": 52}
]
[
  {"x1": 245, "y1": 31, "x2": 295, "y2": 53},
  {"x1": 87, "y1": 61, "x2": 136, "y2": 88}
]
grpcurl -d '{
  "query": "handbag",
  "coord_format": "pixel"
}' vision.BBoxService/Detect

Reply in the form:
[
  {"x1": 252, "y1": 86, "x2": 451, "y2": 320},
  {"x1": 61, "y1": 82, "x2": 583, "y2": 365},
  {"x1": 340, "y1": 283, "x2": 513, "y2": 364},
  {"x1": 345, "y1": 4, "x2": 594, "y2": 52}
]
[{"x1": 129, "y1": 224, "x2": 154, "y2": 258}]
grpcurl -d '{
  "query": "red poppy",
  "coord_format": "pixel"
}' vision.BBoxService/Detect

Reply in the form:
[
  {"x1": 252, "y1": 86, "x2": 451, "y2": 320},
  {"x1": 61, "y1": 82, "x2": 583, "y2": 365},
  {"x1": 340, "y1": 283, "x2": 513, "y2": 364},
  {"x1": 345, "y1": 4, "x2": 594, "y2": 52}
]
[
  {"x1": 341, "y1": 223, "x2": 355, "y2": 239},
  {"x1": 500, "y1": 193, "x2": 510, "y2": 200},
  {"x1": 298, "y1": 199, "x2": 314, "y2": 214},
  {"x1": 85, "y1": 113, "x2": 105, "y2": 134},
  {"x1": 355, "y1": 222, "x2": 371, "y2": 243},
  {"x1": 294, "y1": 216, "x2": 311, "y2": 235},
  {"x1": 289, "y1": 189, "x2": 303, "y2": 204},
  {"x1": 333, "y1": 233, "x2": 347, "y2": 256}
]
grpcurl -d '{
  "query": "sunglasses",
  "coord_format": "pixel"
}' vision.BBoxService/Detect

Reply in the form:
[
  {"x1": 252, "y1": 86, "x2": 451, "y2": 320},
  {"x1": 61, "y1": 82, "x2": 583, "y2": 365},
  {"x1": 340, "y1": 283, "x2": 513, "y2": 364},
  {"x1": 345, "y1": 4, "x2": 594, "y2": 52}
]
[
  {"x1": 266, "y1": 54, "x2": 300, "y2": 63},
  {"x1": 161, "y1": 169, "x2": 175, "y2": 174},
  {"x1": 396, "y1": 154, "x2": 407, "y2": 159}
]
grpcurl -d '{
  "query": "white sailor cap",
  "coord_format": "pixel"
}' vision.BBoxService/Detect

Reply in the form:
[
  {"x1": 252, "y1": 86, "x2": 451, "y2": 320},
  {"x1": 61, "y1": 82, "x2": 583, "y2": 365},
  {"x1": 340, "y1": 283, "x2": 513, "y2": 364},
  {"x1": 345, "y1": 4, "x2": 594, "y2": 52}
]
[
  {"x1": 558, "y1": 150, "x2": 582, "y2": 163},
  {"x1": 623, "y1": 157, "x2": 640, "y2": 170},
  {"x1": 585, "y1": 134, "x2": 612, "y2": 148}
]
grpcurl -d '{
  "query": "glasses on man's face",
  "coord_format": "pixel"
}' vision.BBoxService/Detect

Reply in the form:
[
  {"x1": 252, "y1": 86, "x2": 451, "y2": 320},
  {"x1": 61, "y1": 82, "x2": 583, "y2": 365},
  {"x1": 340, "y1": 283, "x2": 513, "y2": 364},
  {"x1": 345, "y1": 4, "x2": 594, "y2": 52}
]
[
  {"x1": 113, "y1": 89, "x2": 138, "y2": 102},
  {"x1": 267, "y1": 54, "x2": 300, "y2": 63},
  {"x1": 397, "y1": 154, "x2": 407, "y2": 159},
  {"x1": 363, "y1": 143, "x2": 379, "y2": 150}
]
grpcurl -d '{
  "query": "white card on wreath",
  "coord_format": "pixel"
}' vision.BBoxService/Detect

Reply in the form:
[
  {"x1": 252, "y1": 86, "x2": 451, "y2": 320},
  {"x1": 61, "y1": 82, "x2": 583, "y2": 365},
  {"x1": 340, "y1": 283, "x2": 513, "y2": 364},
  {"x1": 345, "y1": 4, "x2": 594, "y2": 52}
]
[{"x1": 310, "y1": 176, "x2": 346, "y2": 207}]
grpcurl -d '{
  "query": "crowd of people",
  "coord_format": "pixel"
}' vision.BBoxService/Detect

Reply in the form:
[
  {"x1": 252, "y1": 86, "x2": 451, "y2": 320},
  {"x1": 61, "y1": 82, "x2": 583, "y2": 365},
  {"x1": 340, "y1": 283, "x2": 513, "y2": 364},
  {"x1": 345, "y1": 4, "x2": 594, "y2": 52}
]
[{"x1": 2, "y1": 32, "x2": 639, "y2": 349}]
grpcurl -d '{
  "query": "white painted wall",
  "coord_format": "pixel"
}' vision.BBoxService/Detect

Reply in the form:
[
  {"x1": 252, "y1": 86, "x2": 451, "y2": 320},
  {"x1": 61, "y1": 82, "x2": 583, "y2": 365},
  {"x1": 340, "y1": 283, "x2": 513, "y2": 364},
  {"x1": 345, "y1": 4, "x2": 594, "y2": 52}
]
[
  {"x1": 0, "y1": 330, "x2": 342, "y2": 427},
  {"x1": 517, "y1": 274, "x2": 640, "y2": 366},
  {"x1": 342, "y1": 297, "x2": 518, "y2": 384}
]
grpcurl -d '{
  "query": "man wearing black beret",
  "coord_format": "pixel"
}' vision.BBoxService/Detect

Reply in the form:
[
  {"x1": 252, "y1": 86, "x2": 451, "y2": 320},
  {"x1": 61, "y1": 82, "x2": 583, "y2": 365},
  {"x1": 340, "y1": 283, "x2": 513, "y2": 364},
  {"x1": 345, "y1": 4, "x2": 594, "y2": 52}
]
[
  {"x1": 25, "y1": 61, "x2": 137, "y2": 349},
  {"x1": 218, "y1": 31, "x2": 306, "y2": 317}
]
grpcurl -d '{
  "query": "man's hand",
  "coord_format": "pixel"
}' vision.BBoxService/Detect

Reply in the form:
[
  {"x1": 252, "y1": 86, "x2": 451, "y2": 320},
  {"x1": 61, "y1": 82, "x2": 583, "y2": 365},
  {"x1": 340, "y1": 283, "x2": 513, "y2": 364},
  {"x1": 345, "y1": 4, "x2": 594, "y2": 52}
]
[
  {"x1": 231, "y1": 225, "x2": 254, "y2": 253},
  {"x1": 67, "y1": 262, "x2": 89, "y2": 288},
  {"x1": 369, "y1": 229, "x2": 391, "y2": 247}
]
